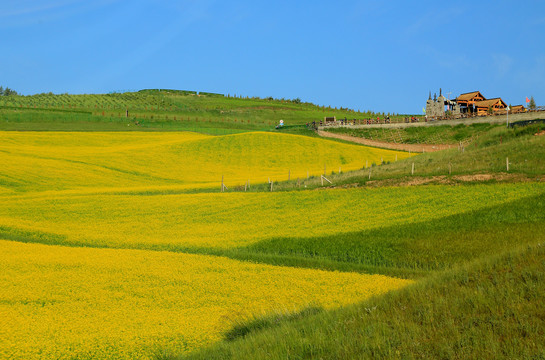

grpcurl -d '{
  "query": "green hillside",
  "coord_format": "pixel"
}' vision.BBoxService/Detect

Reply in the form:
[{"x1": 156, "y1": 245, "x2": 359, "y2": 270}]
[
  {"x1": 0, "y1": 90, "x2": 401, "y2": 133},
  {"x1": 178, "y1": 243, "x2": 545, "y2": 360}
]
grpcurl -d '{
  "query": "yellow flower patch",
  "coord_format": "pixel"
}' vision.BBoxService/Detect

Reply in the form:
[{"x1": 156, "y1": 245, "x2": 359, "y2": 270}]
[{"x1": 0, "y1": 240, "x2": 411, "y2": 359}]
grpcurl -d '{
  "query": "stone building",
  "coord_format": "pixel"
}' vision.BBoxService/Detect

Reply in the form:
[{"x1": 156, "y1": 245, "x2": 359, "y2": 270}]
[{"x1": 425, "y1": 88, "x2": 459, "y2": 118}]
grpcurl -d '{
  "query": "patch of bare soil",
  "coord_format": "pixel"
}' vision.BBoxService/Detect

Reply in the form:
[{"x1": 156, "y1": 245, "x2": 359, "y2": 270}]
[
  {"x1": 363, "y1": 173, "x2": 539, "y2": 188},
  {"x1": 366, "y1": 176, "x2": 451, "y2": 188},
  {"x1": 453, "y1": 173, "x2": 533, "y2": 183},
  {"x1": 535, "y1": 130, "x2": 545, "y2": 136},
  {"x1": 313, "y1": 173, "x2": 542, "y2": 191},
  {"x1": 453, "y1": 174, "x2": 495, "y2": 182}
]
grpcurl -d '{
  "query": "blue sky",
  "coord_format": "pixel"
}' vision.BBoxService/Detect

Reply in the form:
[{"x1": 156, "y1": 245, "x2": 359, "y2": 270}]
[{"x1": 1, "y1": 0, "x2": 544, "y2": 114}]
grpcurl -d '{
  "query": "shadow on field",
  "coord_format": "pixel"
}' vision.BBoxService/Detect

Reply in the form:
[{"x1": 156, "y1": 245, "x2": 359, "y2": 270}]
[
  {"x1": 2, "y1": 191, "x2": 545, "y2": 280},
  {"x1": 223, "y1": 191, "x2": 545, "y2": 278},
  {"x1": 224, "y1": 306, "x2": 324, "y2": 342}
]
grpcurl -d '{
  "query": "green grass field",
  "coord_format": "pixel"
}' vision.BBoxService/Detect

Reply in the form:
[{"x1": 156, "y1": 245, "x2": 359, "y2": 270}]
[
  {"x1": 178, "y1": 243, "x2": 545, "y2": 360},
  {"x1": 0, "y1": 90, "x2": 411, "y2": 133},
  {"x1": 280, "y1": 123, "x2": 545, "y2": 192},
  {"x1": 1, "y1": 89, "x2": 544, "y2": 359}
]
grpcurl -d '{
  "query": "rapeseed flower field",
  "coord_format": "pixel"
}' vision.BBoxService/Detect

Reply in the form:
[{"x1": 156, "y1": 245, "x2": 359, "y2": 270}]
[
  {"x1": 2, "y1": 130, "x2": 542, "y2": 359},
  {"x1": 0, "y1": 240, "x2": 411, "y2": 359},
  {"x1": 0, "y1": 131, "x2": 412, "y2": 193},
  {"x1": 0, "y1": 183, "x2": 543, "y2": 250},
  {"x1": 0, "y1": 131, "x2": 417, "y2": 358}
]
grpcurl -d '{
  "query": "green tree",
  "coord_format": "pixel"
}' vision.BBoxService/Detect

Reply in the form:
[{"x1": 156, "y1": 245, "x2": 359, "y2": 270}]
[
  {"x1": 3, "y1": 87, "x2": 17, "y2": 96},
  {"x1": 529, "y1": 96, "x2": 536, "y2": 110},
  {"x1": 0, "y1": 86, "x2": 4, "y2": 96}
]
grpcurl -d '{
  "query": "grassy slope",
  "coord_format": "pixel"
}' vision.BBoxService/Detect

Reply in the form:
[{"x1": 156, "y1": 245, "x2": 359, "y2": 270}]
[
  {"x1": 177, "y1": 243, "x2": 545, "y2": 360},
  {"x1": 167, "y1": 127, "x2": 545, "y2": 359},
  {"x1": 235, "y1": 123, "x2": 545, "y2": 194},
  {"x1": 324, "y1": 122, "x2": 500, "y2": 144},
  {"x1": 310, "y1": 123, "x2": 545, "y2": 187},
  {"x1": 228, "y1": 191, "x2": 545, "y2": 278},
  {"x1": 0, "y1": 90, "x2": 402, "y2": 133}
]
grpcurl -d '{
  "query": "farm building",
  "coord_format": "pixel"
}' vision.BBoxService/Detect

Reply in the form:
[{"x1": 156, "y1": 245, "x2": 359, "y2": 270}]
[
  {"x1": 455, "y1": 91, "x2": 486, "y2": 114},
  {"x1": 508, "y1": 105, "x2": 526, "y2": 113},
  {"x1": 472, "y1": 98, "x2": 507, "y2": 116},
  {"x1": 425, "y1": 89, "x2": 523, "y2": 118}
]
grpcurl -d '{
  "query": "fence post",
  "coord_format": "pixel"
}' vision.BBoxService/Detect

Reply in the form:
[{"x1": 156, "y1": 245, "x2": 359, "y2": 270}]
[
  {"x1": 506, "y1": 157, "x2": 509, "y2": 172},
  {"x1": 412, "y1": 163, "x2": 415, "y2": 175},
  {"x1": 449, "y1": 162, "x2": 452, "y2": 175},
  {"x1": 321, "y1": 175, "x2": 332, "y2": 185}
]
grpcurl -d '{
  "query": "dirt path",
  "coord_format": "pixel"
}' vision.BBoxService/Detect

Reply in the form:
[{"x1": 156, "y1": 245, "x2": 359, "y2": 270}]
[{"x1": 317, "y1": 130, "x2": 455, "y2": 152}]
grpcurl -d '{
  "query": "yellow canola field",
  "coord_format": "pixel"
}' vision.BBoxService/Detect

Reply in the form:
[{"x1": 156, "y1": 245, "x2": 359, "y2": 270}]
[
  {"x1": 0, "y1": 131, "x2": 413, "y2": 193},
  {"x1": 0, "y1": 240, "x2": 411, "y2": 360},
  {"x1": 1, "y1": 183, "x2": 543, "y2": 249}
]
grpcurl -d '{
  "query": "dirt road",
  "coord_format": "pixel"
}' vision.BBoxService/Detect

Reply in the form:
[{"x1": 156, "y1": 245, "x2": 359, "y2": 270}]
[{"x1": 317, "y1": 130, "x2": 455, "y2": 152}]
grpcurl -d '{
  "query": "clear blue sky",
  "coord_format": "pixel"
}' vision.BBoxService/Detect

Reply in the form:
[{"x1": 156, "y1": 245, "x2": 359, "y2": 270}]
[{"x1": 2, "y1": 0, "x2": 544, "y2": 114}]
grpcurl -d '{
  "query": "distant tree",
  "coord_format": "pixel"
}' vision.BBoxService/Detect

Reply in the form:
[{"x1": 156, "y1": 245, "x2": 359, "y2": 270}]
[
  {"x1": 529, "y1": 96, "x2": 536, "y2": 110},
  {"x1": 0, "y1": 86, "x2": 3, "y2": 96}
]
